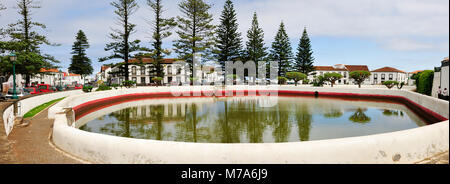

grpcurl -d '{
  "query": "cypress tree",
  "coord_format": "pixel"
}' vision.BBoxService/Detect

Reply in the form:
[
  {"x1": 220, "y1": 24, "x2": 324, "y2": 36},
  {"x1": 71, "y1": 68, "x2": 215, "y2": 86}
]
[
  {"x1": 69, "y1": 30, "x2": 93, "y2": 82},
  {"x1": 245, "y1": 12, "x2": 267, "y2": 76},
  {"x1": 145, "y1": 0, "x2": 176, "y2": 79},
  {"x1": 99, "y1": 0, "x2": 141, "y2": 82},
  {"x1": 270, "y1": 22, "x2": 293, "y2": 77},
  {"x1": 174, "y1": 0, "x2": 216, "y2": 80},
  {"x1": 295, "y1": 27, "x2": 315, "y2": 75},
  {"x1": 215, "y1": 0, "x2": 243, "y2": 70}
]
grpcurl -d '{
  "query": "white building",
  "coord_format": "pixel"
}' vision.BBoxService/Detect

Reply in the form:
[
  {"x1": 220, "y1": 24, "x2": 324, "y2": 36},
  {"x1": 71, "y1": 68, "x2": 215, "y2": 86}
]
[
  {"x1": 108, "y1": 58, "x2": 219, "y2": 86},
  {"x1": 308, "y1": 64, "x2": 370, "y2": 85},
  {"x1": 432, "y1": 57, "x2": 449, "y2": 98},
  {"x1": 370, "y1": 67, "x2": 408, "y2": 85}
]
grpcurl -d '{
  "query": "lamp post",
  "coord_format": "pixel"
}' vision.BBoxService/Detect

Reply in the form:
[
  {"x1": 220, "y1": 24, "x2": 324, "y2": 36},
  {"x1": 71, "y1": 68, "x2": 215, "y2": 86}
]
[{"x1": 10, "y1": 52, "x2": 18, "y2": 99}]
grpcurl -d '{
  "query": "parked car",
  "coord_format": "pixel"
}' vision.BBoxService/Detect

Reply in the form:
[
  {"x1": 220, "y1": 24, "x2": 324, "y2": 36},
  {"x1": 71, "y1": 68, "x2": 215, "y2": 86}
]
[
  {"x1": 5, "y1": 88, "x2": 29, "y2": 99},
  {"x1": 24, "y1": 87, "x2": 41, "y2": 95},
  {"x1": 74, "y1": 84, "x2": 83, "y2": 90},
  {"x1": 37, "y1": 84, "x2": 54, "y2": 93}
]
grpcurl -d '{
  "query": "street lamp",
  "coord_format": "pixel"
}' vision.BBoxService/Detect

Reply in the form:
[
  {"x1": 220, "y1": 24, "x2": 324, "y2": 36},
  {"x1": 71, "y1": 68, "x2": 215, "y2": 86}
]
[{"x1": 10, "y1": 52, "x2": 18, "y2": 99}]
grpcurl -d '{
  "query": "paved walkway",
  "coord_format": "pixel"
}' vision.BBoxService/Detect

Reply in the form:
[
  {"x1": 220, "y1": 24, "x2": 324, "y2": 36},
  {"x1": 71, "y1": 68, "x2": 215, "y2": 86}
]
[{"x1": 5, "y1": 106, "x2": 84, "y2": 164}]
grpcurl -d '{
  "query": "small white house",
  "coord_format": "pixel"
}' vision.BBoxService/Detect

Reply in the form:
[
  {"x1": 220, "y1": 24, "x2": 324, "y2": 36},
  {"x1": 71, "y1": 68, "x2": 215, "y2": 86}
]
[{"x1": 370, "y1": 67, "x2": 408, "y2": 85}]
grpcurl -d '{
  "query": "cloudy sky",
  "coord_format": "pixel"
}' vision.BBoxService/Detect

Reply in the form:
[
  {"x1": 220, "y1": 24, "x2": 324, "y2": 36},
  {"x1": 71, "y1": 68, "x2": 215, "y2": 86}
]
[{"x1": 0, "y1": 0, "x2": 448, "y2": 75}]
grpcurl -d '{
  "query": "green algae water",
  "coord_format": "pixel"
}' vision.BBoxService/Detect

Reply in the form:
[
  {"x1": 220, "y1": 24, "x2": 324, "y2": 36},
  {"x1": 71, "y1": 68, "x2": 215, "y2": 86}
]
[{"x1": 79, "y1": 97, "x2": 427, "y2": 143}]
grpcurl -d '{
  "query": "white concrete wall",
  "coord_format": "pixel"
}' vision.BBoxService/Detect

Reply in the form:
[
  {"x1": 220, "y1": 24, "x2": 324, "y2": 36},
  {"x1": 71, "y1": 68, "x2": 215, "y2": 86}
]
[
  {"x1": 2, "y1": 90, "x2": 84, "y2": 136},
  {"x1": 49, "y1": 86, "x2": 449, "y2": 164},
  {"x1": 2, "y1": 105, "x2": 14, "y2": 136}
]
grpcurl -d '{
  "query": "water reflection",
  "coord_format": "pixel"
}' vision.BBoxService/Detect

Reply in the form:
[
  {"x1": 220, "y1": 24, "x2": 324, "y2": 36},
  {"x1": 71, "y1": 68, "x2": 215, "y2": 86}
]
[
  {"x1": 349, "y1": 108, "x2": 371, "y2": 124},
  {"x1": 80, "y1": 97, "x2": 426, "y2": 143}
]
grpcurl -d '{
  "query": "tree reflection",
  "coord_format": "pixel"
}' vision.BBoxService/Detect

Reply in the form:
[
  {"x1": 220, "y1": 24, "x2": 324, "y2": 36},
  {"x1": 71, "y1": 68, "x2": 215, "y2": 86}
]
[
  {"x1": 270, "y1": 102, "x2": 291, "y2": 143},
  {"x1": 382, "y1": 109, "x2": 404, "y2": 117},
  {"x1": 296, "y1": 104, "x2": 312, "y2": 141},
  {"x1": 323, "y1": 108, "x2": 343, "y2": 119},
  {"x1": 349, "y1": 108, "x2": 371, "y2": 124}
]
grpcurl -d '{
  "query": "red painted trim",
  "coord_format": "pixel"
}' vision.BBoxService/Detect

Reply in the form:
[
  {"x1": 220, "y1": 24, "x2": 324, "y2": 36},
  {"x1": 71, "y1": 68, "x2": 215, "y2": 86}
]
[{"x1": 73, "y1": 90, "x2": 448, "y2": 124}]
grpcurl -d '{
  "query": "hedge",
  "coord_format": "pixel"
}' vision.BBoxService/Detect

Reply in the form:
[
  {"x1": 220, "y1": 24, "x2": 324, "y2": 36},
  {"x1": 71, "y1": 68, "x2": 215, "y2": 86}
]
[{"x1": 416, "y1": 70, "x2": 434, "y2": 96}]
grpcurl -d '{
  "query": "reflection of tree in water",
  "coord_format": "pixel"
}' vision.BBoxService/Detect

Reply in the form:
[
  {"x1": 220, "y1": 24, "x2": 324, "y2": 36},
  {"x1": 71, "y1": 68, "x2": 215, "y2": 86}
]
[
  {"x1": 382, "y1": 109, "x2": 404, "y2": 117},
  {"x1": 99, "y1": 105, "x2": 175, "y2": 139},
  {"x1": 212, "y1": 100, "x2": 244, "y2": 143},
  {"x1": 267, "y1": 102, "x2": 291, "y2": 143},
  {"x1": 101, "y1": 108, "x2": 132, "y2": 137},
  {"x1": 174, "y1": 103, "x2": 212, "y2": 143},
  {"x1": 296, "y1": 104, "x2": 312, "y2": 141},
  {"x1": 323, "y1": 108, "x2": 343, "y2": 118},
  {"x1": 349, "y1": 108, "x2": 371, "y2": 124}
]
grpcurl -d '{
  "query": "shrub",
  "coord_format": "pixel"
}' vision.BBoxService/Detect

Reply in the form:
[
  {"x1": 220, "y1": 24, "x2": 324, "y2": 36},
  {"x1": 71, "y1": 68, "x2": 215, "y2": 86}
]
[
  {"x1": 312, "y1": 76, "x2": 325, "y2": 87},
  {"x1": 82, "y1": 85, "x2": 93, "y2": 93},
  {"x1": 323, "y1": 73, "x2": 343, "y2": 87},
  {"x1": 417, "y1": 70, "x2": 434, "y2": 96},
  {"x1": 122, "y1": 80, "x2": 136, "y2": 88},
  {"x1": 96, "y1": 84, "x2": 112, "y2": 91},
  {"x1": 278, "y1": 77, "x2": 288, "y2": 85},
  {"x1": 286, "y1": 72, "x2": 307, "y2": 86},
  {"x1": 383, "y1": 81, "x2": 399, "y2": 89},
  {"x1": 349, "y1": 71, "x2": 371, "y2": 88},
  {"x1": 111, "y1": 84, "x2": 120, "y2": 89},
  {"x1": 152, "y1": 77, "x2": 163, "y2": 86}
]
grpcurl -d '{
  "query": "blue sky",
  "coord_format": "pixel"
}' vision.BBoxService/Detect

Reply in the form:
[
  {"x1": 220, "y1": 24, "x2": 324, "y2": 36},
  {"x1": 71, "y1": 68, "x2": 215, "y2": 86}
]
[{"x1": 0, "y1": 0, "x2": 448, "y2": 75}]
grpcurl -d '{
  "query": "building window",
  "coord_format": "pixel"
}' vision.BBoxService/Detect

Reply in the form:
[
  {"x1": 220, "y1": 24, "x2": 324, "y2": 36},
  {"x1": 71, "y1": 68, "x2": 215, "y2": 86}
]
[
  {"x1": 374, "y1": 74, "x2": 378, "y2": 79},
  {"x1": 389, "y1": 74, "x2": 393, "y2": 80},
  {"x1": 167, "y1": 65, "x2": 172, "y2": 75},
  {"x1": 381, "y1": 74, "x2": 385, "y2": 80},
  {"x1": 132, "y1": 77, "x2": 137, "y2": 83},
  {"x1": 141, "y1": 66, "x2": 146, "y2": 75},
  {"x1": 132, "y1": 66, "x2": 137, "y2": 75},
  {"x1": 141, "y1": 77, "x2": 146, "y2": 84}
]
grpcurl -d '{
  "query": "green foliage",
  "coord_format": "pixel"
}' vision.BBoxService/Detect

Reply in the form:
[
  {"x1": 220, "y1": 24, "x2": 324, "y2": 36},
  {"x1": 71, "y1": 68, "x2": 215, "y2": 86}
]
[
  {"x1": 143, "y1": 0, "x2": 176, "y2": 78},
  {"x1": 215, "y1": 0, "x2": 243, "y2": 69},
  {"x1": 312, "y1": 75, "x2": 325, "y2": 87},
  {"x1": 82, "y1": 85, "x2": 93, "y2": 93},
  {"x1": 69, "y1": 30, "x2": 93, "y2": 77},
  {"x1": 286, "y1": 72, "x2": 306, "y2": 86},
  {"x1": 96, "y1": 84, "x2": 112, "y2": 91},
  {"x1": 122, "y1": 80, "x2": 136, "y2": 88},
  {"x1": 244, "y1": 12, "x2": 267, "y2": 73},
  {"x1": 278, "y1": 76, "x2": 288, "y2": 85},
  {"x1": 174, "y1": 0, "x2": 216, "y2": 79},
  {"x1": 99, "y1": 0, "x2": 141, "y2": 81},
  {"x1": 349, "y1": 71, "x2": 371, "y2": 88},
  {"x1": 0, "y1": 0, "x2": 60, "y2": 86},
  {"x1": 152, "y1": 77, "x2": 163, "y2": 86},
  {"x1": 270, "y1": 22, "x2": 293, "y2": 77},
  {"x1": 295, "y1": 28, "x2": 315, "y2": 75},
  {"x1": 111, "y1": 84, "x2": 120, "y2": 89},
  {"x1": 416, "y1": 70, "x2": 434, "y2": 96},
  {"x1": 383, "y1": 81, "x2": 399, "y2": 89},
  {"x1": 23, "y1": 97, "x2": 65, "y2": 118},
  {"x1": 323, "y1": 72, "x2": 343, "y2": 87}
]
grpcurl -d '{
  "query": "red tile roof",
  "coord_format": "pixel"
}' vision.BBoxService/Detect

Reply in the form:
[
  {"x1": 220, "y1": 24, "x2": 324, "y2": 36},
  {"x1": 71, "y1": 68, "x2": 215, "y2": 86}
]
[
  {"x1": 345, "y1": 65, "x2": 370, "y2": 72},
  {"x1": 101, "y1": 66, "x2": 111, "y2": 72},
  {"x1": 372, "y1": 67, "x2": 406, "y2": 73},
  {"x1": 410, "y1": 70, "x2": 424, "y2": 74},
  {"x1": 40, "y1": 68, "x2": 59, "y2": 73},
  {"x1": 314, "y1": 66, "x2": 348, "y2": 71},
  {"x1": 69, "y1": 73, "x2": 81, "y2": 76}
]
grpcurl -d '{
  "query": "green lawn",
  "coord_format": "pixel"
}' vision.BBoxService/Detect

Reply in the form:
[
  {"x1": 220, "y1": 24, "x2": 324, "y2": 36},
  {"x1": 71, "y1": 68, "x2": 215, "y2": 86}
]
[{"x1": 23, "y1": 97, "x2": 66, "y2": 118}]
